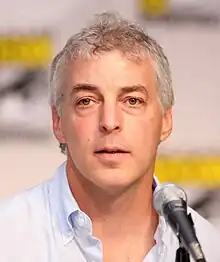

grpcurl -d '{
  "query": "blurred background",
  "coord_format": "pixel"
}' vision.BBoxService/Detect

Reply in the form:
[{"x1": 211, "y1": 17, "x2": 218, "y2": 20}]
[{"x1": 0, "y1": 0, "x2": 220, "y2": 229}]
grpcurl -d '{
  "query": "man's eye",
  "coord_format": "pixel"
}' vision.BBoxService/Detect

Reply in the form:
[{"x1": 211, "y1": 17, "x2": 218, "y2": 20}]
[
  {"x1": 128, "y1": 97, "x2": 138, "y2": 105},
  {"x1": 77, "y1": 98, "x2": 93, "y2": 106},
  {"x1": 125, "y1": 97, "x2": 144, "y2": 106}
]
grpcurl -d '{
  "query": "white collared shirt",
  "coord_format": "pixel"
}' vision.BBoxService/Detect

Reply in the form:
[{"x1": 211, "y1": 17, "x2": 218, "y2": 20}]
[{"x1": 0, "y1": 162, "x2": 219, "y2": 261}]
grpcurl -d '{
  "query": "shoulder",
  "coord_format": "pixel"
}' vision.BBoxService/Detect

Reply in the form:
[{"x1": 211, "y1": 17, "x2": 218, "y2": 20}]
[
  {"x1": 0, "y1": 180, "x2": 50, "y2": 230},
  {"x1": 188, "y1": 207, "x2": 220, "y2": 260},
  {"x1": 189, "y1": 206, "x2": 220, "y2": 237},
  {"x1": 0, "y1": 180, "x2": 57, "y2": 261}
]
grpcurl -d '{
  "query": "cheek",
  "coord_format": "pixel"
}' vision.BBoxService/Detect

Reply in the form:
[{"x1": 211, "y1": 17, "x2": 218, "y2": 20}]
[
  {"x1": 62, "y1": 112, "x2": 97, "y2": 146},
  {"x1": 125, "y1": 114, "x2": 162, "y2": 150}
]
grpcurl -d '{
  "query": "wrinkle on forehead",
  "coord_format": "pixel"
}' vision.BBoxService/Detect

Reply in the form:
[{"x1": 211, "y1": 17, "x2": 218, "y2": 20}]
[{"x1": 65, "y1": 50, "x2": 157, "y2": 94}]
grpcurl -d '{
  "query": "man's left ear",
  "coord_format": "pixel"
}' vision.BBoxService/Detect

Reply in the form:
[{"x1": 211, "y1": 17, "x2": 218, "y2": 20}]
[{"x1": 160, "y1": 107, "x2": 173, "y2": 143}]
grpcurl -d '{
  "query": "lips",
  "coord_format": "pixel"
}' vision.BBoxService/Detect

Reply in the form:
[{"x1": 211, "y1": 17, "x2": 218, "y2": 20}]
[
  {"x1": 94, "y1": 146, "x2": 130, "y2": 164},
  {"x1": 95, "y1": 148, "x2": 130, "y2": 154}
]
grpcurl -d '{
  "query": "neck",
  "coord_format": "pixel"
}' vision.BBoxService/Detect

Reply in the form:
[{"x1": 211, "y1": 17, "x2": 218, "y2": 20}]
[{"x1": 66, "y1": 159, "x2": 159, "y2": 241}]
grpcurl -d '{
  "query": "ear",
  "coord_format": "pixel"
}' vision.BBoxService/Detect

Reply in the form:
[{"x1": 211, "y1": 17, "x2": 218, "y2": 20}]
[
  {"x1": 160, "y1": 107, "x2": 173, "y2": 143},
  {"x1": 51, "y1": 106, "x2": 66, "y2": 144}
]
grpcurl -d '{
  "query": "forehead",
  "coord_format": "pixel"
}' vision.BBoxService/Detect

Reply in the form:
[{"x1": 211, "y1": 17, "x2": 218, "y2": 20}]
[{"x1": 66, "y1": 50, "x2": 157, "y2": 92}]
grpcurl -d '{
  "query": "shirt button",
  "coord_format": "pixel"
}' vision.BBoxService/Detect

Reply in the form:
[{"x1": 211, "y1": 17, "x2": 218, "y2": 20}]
[{"x1": 76, "y1": 214, "x2": 85, "y2": 227}]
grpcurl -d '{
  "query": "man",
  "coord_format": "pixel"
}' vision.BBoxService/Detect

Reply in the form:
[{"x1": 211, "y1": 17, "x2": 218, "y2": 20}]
[{"x1": 0, "y1": 11, "x2": 219, "y2": 262}]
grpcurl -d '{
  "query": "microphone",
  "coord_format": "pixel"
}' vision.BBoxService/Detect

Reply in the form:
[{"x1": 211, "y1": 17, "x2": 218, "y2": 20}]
[{"x1": 153, "y1": 183, "x2": 206, "y2": 262}]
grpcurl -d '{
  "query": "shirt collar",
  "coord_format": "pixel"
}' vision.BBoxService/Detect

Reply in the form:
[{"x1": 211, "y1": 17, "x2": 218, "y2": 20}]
[
  {"x1": 49, "y1": 161, "x2": 169, "y2": 246},
  {"x1": 48, "y1": 161, "x2": 80, "y2": 244}
]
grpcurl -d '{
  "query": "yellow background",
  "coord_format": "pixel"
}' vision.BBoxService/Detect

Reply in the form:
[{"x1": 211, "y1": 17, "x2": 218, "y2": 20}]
[{"x1": 0, "y1": 34, "x2": 53, "y2": 67}]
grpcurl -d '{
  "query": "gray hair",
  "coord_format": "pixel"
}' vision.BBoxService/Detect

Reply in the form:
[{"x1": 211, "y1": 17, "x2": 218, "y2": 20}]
[{"x1": 49, "y1": 11, "x2": 174, "y2": 154}]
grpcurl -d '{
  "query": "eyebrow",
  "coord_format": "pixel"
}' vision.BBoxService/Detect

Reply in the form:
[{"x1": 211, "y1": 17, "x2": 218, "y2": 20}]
[
  {"x1": 69, "y1": 83, "x2": 148, "y2": 97},
  {"x1": 69, "y1": 84, "x2": 99, "y2": 96},
  {"x1": 118, "y1": 85, "x2": 148, "y2": 96}
]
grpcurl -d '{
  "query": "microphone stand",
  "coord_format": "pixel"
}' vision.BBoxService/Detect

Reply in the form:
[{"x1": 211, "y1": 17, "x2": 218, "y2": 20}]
[
  {"x1": 175, "y1": 213, "x2": 206, "y2": 262},
  {"x1": 175, "y1": 237, "x2": 190, "y2": 262},
  {"x1": 175, "y1": 213, "x2": 191, "y2": 262}
]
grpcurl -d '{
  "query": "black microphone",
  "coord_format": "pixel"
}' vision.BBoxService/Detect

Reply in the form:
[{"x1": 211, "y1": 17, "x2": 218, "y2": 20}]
[{"x1": 153, "y1": 183, "x2": 206, "y2": 262}]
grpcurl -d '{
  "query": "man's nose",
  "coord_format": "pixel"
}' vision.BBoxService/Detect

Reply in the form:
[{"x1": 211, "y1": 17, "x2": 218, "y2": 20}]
[{"x1": 99, "y1": 103, "x2": 121, "y2": 134}]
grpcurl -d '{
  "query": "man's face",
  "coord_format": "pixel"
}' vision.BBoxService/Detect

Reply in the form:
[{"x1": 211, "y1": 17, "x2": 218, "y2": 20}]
[{"x1": 53, "y1": 50, "x2": 172, "y2": 192}]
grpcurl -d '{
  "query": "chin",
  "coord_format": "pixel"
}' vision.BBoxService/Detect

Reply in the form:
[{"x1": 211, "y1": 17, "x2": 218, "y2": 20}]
[{"x1": 89, "y1": 168, "x2": 139, "y2": 193}]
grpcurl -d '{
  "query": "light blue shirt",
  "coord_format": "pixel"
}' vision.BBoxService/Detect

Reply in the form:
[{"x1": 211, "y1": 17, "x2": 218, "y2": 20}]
[{"x1": 0, "y1": 162, "x2": 219, "y2": 262}]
